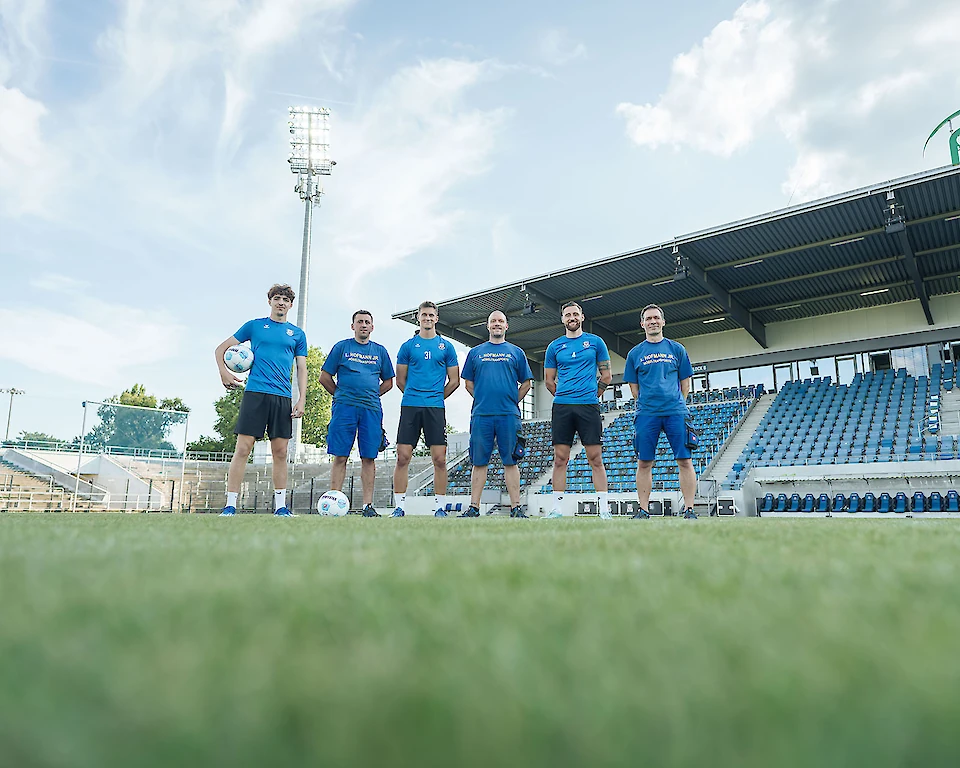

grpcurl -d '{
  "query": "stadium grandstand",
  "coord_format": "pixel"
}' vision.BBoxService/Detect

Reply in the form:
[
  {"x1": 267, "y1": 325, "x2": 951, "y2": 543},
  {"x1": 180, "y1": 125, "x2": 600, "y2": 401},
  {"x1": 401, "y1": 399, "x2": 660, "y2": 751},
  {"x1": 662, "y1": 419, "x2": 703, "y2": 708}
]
[
  {"x1": 396, "y1": 164, "x2": 960, "y2": 517},
  {"x1": 3, "y1": 164, "x2": 960, "y2": 516}
]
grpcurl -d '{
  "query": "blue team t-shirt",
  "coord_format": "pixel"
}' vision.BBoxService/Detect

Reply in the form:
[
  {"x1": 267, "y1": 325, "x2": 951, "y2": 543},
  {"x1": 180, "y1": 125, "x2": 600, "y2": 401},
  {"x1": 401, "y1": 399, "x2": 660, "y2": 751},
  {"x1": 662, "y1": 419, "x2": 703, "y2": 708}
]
[
  {"x1": 461, "y1": 341, "x2": 534, "y2": 417},
  {"x1": 622, "y1": 338, "x2": 693, "y2": 415},
  {"x1": 322, "y1": 338, "x2": 395, "y2": 412},
  {"x1": 397, "y1": 334, "x2": 459, "y2": 408},
  {"x1": 544, "y1": 333, "x2": 610, "y2": 405},
  {"x1": 234, "y1": 318, "x2": 307, "y2": 397}
]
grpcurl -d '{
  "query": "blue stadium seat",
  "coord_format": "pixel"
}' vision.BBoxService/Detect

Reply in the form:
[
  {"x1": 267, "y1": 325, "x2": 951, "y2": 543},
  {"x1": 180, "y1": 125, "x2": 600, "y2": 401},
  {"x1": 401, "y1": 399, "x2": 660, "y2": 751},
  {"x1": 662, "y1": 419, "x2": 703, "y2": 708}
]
[
  {"x1": 788, "y1": 493, "x2": 801, "y2": 513},
  {"x1": 894, "y1": 492, "x2": 908, "y2": 514},
  {"x1": 775, "y1": 493, "x2": 788, "y2": 513},
  {"x1": 863, "y1": 493, "x2": 876, "y2": 513},
  {"x1": 817, "y1": 494, "x2": 830, "y2": 513},
  {"x1": 947, "y1": 490, "x2": 960, "y2": 513},
  {"x1": 802, "y1": 493, "x2": 815, "y2": 513},
  {"x1": 831, "y1": 493, "x2": 847, "y2": 514},
  {"x1": 878, "y1": 493, "x2": 892, "y2": 514},
  {"x1": 847, "y1": 492, "x2": 861, "y2": 513},
  {"x1": 760, "y1": 494, "x2": 774, "y2": 514},
  {"x1": 911, "y1": 492, "x2": 926, "y2": 514},
  {"x1": 928, "y1": 492, "x2": 943, "y2": 513}
]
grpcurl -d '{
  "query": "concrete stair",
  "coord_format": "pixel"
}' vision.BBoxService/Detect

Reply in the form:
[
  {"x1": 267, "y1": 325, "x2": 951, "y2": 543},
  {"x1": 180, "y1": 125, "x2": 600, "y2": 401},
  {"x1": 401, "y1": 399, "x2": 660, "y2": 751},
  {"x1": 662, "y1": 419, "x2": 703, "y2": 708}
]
[
  {"x1": 704, "y1": 394, "x2": 777, "y2": 486},
  {"x1": 939, "y1": 387, "x2": 960, "y2": 436}
]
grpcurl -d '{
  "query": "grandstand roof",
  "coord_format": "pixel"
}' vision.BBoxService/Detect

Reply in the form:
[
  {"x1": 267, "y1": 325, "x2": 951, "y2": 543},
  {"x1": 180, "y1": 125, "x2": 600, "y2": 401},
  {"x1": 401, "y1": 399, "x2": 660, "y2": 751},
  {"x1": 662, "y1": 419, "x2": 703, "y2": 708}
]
[{"x1": 393, "y1": 165, "x2": 960, "y2": 367}]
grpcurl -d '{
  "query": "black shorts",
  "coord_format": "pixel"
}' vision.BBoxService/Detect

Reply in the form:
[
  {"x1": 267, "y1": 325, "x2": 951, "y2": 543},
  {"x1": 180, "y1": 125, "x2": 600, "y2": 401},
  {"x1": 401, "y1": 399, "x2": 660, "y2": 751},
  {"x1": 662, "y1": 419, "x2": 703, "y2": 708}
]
[
  {"x1": 397, "y1": 405, "x2": 447, "y2": 448},
  {"x1": 234, "y1": 391, "x2": 293, "y2": 440},
  {"x1": 552, "y1": 403, "x2": 602, "y2": 446}
]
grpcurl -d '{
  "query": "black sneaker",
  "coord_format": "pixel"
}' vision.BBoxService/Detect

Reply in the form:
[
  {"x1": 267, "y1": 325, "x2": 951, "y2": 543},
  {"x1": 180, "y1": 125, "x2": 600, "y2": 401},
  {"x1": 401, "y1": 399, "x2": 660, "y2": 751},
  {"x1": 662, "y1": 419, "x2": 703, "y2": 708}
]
[
  {"x1": 458, "y1": 506, "x2": 481, "y2": 517},
  {"x1": 362, "y1": 504, "x2": 380, "y2": 517},
  {"x1": 510, "y1": 506, "x2": 529, "y2": 518},
  {"x1": 683, "y1": 508, "x2": 698, "y2": 519},
  {"x1": 630, "y1": 508, "x2": 651, "y2": 519}
]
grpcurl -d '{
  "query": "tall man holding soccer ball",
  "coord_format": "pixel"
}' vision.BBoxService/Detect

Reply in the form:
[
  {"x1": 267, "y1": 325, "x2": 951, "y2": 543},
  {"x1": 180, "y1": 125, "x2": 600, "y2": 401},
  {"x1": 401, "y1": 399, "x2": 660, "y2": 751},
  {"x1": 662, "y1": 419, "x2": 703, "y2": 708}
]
[{"x1": 215, "y1": 284, "x2": 307, "y2": 517}]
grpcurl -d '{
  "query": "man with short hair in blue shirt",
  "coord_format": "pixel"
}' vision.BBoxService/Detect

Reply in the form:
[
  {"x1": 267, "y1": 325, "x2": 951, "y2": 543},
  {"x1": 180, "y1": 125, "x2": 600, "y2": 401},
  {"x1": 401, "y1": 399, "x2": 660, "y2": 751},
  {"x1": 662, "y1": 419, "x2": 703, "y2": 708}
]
[
  {"x1": 215, "y1": 283, "x2": 307, "y2": 517},
  {"x1": 543, "y1": 301, "x2": 613, "y2": 519},
  {"x1": 623, "y1": 303, "x2": 698, "y2": 520},
  {"x1": 457, "y1": 310, "x2": 534, "y2": 518},
  {"x1": 392, "y1": 301, "x2": 460, "y2": 517},
  {"x1": 319, "y1": 310, "x2": 395, "y2": 517}
]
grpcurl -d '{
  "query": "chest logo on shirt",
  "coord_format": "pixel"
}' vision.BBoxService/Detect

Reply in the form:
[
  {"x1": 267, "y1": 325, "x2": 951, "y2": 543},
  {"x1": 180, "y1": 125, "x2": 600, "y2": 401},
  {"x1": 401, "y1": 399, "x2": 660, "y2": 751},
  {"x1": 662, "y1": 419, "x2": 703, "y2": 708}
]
[
  {"x1": 263, "y1": 325, "x2": 270, "y2": 329},
  {"x1": 286, "y1": 329, "x2": 294, "y2": 336},
  {"x1": 438, "y1": 343, "x2": 445, "y2": 350},
  {"x1": 582, "y1": 341, "x2": 590, "y2": 348}
]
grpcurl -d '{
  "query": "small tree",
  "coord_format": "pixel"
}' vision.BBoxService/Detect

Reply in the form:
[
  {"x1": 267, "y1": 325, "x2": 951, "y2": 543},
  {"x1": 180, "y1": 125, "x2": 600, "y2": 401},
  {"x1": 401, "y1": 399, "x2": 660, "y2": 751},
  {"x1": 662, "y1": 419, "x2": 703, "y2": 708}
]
[
  {"x1": 83, "y1": 384, "x2": 189, "y2": 452},
  {"x1": 16, "y1": 430, "x2": 63, "y2": 444},
  {"x1": 301, "y1": 346, "x2": 332, "y2": 446},
  {"x1": 188, "y1": 387, "x2": 244, "y2": 453}
]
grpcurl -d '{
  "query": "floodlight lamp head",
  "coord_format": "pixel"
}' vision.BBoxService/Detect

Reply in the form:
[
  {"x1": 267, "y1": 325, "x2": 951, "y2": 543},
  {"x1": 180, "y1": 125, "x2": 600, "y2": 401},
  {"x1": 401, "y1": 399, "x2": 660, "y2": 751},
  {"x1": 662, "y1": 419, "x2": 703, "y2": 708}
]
[
  {"x1": 883, "y1": 190, "x2": 906, "y2": 234},
  {"x1": 673, "y1": 247, "x2": 688, "y2": 280}
]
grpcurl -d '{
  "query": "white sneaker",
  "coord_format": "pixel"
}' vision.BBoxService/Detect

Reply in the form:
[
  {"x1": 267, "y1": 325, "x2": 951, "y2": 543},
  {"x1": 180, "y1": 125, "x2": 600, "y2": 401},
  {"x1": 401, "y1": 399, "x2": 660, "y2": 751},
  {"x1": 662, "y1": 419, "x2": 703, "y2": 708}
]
[
  {"x1": 599, "y1": 506, "x2": 612, "y2": 520},
  {"x1": 542, "y1": 509, "x2": 563, "y2": 519}
]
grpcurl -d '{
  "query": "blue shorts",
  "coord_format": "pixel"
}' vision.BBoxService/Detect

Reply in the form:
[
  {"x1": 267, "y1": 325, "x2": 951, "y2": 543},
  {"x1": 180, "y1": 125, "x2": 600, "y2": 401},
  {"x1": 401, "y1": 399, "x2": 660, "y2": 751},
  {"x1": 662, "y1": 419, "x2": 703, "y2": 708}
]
[
  {"x1": 469, "y1": 414, "x2": 521, "y2": 466},
  {"x1": 327, "y1": 402, "x2": 382, "y2": 459},
  {"x1": 634, "y1": 412, "x2": 691, "y2": 462}
]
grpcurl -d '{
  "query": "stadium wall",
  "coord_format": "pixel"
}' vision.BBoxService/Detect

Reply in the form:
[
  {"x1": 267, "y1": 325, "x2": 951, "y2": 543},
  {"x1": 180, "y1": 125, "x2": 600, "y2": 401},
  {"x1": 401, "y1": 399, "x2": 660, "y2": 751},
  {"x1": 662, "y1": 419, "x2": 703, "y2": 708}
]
[{"x1": 683, "y1": 296, "x2": 960, "y2": 370}]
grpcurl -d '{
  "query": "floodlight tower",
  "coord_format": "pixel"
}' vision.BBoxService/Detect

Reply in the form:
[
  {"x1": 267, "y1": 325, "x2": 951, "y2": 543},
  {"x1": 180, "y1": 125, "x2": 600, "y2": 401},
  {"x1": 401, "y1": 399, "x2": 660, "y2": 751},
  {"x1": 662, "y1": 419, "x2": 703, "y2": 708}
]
[
  {"x1": 1, "y1": 388, "x2": 24, "y2": 442},
  {"x1": 287, "y1": 106, "x2": 334, "y2": 460}
]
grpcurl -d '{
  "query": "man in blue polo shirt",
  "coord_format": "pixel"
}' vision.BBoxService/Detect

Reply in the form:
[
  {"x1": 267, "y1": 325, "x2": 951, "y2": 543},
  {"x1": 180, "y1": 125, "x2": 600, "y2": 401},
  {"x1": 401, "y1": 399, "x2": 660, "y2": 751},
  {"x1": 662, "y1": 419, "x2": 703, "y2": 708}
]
[
  {"x1": 215, "y1": 283, "x2": 307, "y2": 517},
  {"x1": 392, "y1": 300, "x2": 460, "y2": 517},
  {"x1": 543, "y1": 301, "x2": 613, "y2": 519},
  {"x1": 623, "y1": 303, "x2": 698, "y2": 520},
  {"x1": 319, "y1": 310, "x2": 395, "y2": 517},
  {"x1": 457, "y1": 310, "x2": 534, "y2": 518}
]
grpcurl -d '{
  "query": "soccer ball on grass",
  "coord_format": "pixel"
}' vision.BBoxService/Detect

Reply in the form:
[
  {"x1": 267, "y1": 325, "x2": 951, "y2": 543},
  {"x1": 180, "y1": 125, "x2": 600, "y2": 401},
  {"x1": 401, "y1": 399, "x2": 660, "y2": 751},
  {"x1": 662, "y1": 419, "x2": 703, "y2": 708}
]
[{"x1": 318, "y1": 490, "x2": 350, "y2": 516}]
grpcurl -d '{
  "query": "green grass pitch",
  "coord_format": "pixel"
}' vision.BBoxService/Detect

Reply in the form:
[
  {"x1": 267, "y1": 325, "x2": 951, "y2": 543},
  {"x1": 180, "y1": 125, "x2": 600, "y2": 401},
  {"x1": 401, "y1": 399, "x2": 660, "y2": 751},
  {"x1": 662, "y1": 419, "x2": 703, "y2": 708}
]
[{"x1": 2, "y1": 514, "x2": 960, "y2": 767}]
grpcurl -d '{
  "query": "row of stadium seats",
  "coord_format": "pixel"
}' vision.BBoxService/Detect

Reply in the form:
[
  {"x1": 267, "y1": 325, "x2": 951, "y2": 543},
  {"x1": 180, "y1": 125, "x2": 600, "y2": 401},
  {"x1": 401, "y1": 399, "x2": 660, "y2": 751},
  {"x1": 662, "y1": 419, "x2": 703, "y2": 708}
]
[
  {"x1": 429, "y1": 385, "x2": 760, "y2": 497},
  {"x1": 688, "y1": 383, "x2": 764, "y2": 405},
  {"x1": 426, "y1": 420, "x2": 554, "y2": 497},
  {"x1": 725, "y1": 369, "x2": 940, "y2": 488},
  {"x1": 758, "y1": 490, "x2": 960, "y2": 514},
  {"x1": 542, "y1": 397, "x2": 753, "y2": 494}
]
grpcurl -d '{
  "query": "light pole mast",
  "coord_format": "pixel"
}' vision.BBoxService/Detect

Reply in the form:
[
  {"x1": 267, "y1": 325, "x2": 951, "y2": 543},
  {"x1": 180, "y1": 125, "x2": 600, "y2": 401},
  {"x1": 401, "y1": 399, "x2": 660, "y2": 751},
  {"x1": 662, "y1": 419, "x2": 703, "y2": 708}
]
[
  {"x1": 1, "y1": 388, "x2": 25, "y2": 442},
  {"x1": 287, "y1": 106, "x2": 334, "y2": 461}
]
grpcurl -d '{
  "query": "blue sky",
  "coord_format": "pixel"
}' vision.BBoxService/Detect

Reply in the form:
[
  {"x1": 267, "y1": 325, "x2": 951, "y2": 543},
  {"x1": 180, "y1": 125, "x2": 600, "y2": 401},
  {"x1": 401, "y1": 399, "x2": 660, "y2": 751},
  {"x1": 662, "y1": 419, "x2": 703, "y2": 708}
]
[{"x1": 2, "y1": 0, "x2": 958, "y2": 443}]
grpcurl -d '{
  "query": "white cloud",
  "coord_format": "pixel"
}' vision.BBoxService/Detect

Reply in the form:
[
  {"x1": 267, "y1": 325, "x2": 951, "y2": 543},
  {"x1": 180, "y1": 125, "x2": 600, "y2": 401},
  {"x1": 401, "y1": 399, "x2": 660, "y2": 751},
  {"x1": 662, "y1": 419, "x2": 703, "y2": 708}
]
[
  {"x1": 616, "y1": 1, "x2": 800, "y2": 156},
  {"x1": 616, "y1": 0, "x2": 960, "y2": 201},
  {"x1": 320, "y1": 57, "x2": 508, "y2": 294},
  {"x1": 0, "y1": 0, "x2": 60, "y2": 215},
  {"x1": 1, "y1": 275, "x2": 185, "y2": 384},
  {"x1": 538, "y1": 28, "x2": 586, "y2": 66},
  {"x1": 0, "y1": 84, "x2": 58, "y2": 214}
]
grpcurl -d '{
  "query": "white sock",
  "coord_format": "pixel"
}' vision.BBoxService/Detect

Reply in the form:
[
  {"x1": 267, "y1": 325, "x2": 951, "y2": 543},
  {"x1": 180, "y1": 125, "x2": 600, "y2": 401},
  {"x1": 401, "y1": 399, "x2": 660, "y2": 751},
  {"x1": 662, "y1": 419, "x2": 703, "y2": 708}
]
[
  {"x1": 274, "y1": 489, "x2": 286, "y2": 511},
  {"x1": 396, "y1": 493, "x2": 406, "y2": 510},
  {"x1": 226, "y1": 492, "x2": 238, "y2": 508},
  {"x1": 552, "y1": 492, "x2": 563, "y2": 509},
  {"x1": 599, "y1": 491, "x2": 609, "y2": 515},
  {"x1": 434, "y1": 495, "x2": 443, "y2": 511}
]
